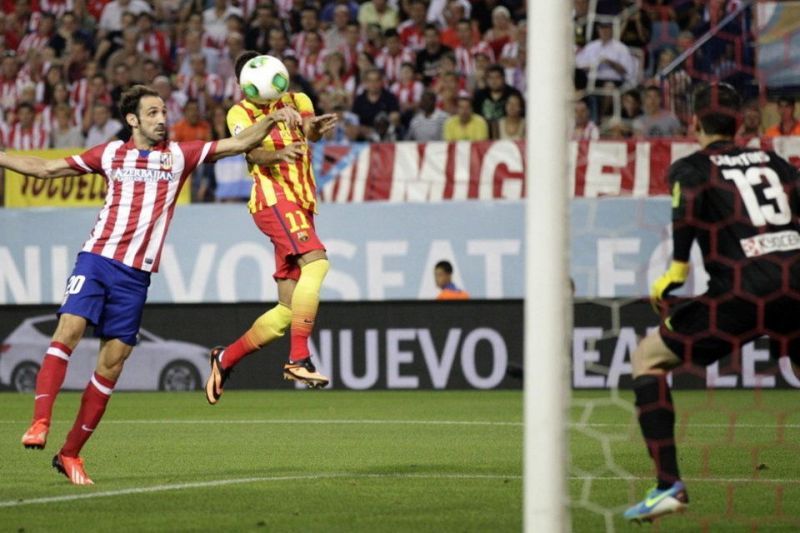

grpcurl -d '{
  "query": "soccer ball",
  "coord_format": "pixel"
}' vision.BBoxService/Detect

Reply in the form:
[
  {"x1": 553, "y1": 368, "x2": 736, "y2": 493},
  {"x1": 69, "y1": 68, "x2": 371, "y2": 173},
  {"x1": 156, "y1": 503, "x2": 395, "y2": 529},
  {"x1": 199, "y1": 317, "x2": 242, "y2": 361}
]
[{"x1": 239, "y1": 55, "x2": 290, "y2": 104}]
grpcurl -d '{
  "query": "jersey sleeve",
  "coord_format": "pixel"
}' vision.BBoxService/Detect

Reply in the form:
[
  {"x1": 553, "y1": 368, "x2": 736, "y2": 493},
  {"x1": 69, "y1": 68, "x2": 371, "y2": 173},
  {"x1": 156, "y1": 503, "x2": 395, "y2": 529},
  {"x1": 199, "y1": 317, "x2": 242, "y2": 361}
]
[
  {"x1": 227, "y1": 103, "x2": 253, "y2": 137},
  {"x1": 65, "y1": 144, "x2": 106, "y2": 174},
  {"x1": 668, "y1": 158, "x2": 701, "y2": 262},
  {"x1": 179, "y1": 140, "x2": 218, "y2": 179},
  {"x1": 292, "y1": 92, "x2": 315, "y2": 119}
]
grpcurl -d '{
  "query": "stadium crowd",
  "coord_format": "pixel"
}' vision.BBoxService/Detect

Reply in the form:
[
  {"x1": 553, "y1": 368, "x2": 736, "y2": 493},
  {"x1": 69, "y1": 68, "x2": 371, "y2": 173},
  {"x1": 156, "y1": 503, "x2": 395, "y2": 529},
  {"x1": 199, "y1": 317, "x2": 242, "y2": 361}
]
[
  {"x1": 570, "y1": 0, "x2": 799, "y2": 143},
  {"x1": 0, "y1": 0, "x2": 528, "y2": 154}
]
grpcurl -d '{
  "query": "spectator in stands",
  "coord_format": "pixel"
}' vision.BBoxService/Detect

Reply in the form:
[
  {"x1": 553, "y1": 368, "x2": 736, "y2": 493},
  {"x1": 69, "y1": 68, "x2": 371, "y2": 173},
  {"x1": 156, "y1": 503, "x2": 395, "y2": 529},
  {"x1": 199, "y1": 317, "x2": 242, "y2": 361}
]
[
  {"x1": 105, "y1": 27, "x2": 144, "y2": 81},
  {"x1": 171, "y1": 99, "x2": 212, "y2": 142},
  {"x1": 4, "y1": 102, "x2": 49, "y2": 150},
  {"x1": 455, "y1": 19, "x2": 494, "y2": 78},
  {"x1": 352, "y1": 67, "x2": 400, "y2": 135},
  {"x1": 50, "y1": 103, "x2": 84, "y2": 148},
  {"x1": 325, "y1": 5, "x2": 351, "y2": 51},
  {"x1": 66, "y1": 38, "x2": 93, "y2": 83},
  {"x1": 633, "y1": 86, "x2": 682, "y2": 138},
  {"x1": 109, "y1": 64, "x2": 135, "y2": 118},
  {"x1": 137, "y1": 12, "x2": 172, "y2": 73},
  {"x1": 316, "y1": 51, "x2": 355, "y2": 109},
  {"x1": 619, "y1": 0, "x2": 651, "y2": 52},
  {"x1": 358, "y1": 0, "x2": 398, "y2": 32},
  {"x1": 735, "y1": 100, "x2": 763, "y2": 145},
  {"x1": 245, "y1": 4, "x2": 276, "y2": 53},
  {"x1": 376, "y1": 29, "x2": 414, "y2": 84},
  {"x1": 406, "y1": 91, "x2": 448, "y2": 141},
  {"x1": 179, "y1": 53, "x2": 224, "y2": 114},
  {"x1": 434, "y1": 260, "x2": 469, "y2": 300},
  {"x1": 621, "y1": 88, "x2": 643, "y2": 129},
  {"x1": 472, "y1": 64, "x2": 523, "y2": 122},
  {"x1": 176, "y1": 30, "x2": 220, "y2": 79},
  {"x1": 434, "y1": 71, "x2": 461, "y2": 115},
  {"x1": 291, "y1": 5, "x2": 321, "y2": 57},
  {"x1": 391, "y1": 62, "x2": 424, "y2": 118},
  {"x1": 602, "y1": 117, "x2": 632, "y2": 139},
  {"x1": 430, "y1": 0, "x2": 471, "y2": 35},
  {"x1": 50, "y1": 11, "x2": 92, "y2": 58},
  {"x1": 416, "y1": 24, "x2": 452, "y2": 85},
  {"x1": 282, "y1": 54, "x2": 319, "y2": 109},
  {"x1": 0, "y1": 51, "x2": 21, "y2": 112},
  {"x1": 438, "y1": 0, "x2": 471, "y2": 50},
  {"x1": 371, "y1": 111, "x2": 404, "y2": 141},
  {"x1": 572, "y1": 98, "x2": 599, "y2": 140},
  {"x1": 267, "y1": 27, "x2": 291, "y2": 58},
  {"x1": 203, "y1": 0, "x2": 243, "y2": 47},
  {"x1": 152, "y1": 75, "x2": 186, "y2": 130},
  {"x1": 397, "y1": 0, "x2": 427, "y2": 49},
  {"x1": 98, "y1": 0, "x2": 152, "y2": 35},
  {"x1": 18, "y1": 12, "x2": 55, "y2": 57},
  {"x1": 140, "y1": 59, "x2": 162, "y2": 86},
  {"x1": 298, "y1": 32, "x2": 326, "y2": 82},
  {"x1": 483, "y1": 6, "x2": 515, "y2": 59},
  {"x1": 321, "y1": 0, "x2": 360, "y2": 24},
  {"x1": 573, "y1": 0, "x2": 590, "y2": 48},
  {"x1": 493, "y1": 92, "x2": 525, "y2": 140},
  {"x1": 324, "y1": 104, "x2": 362, "y2": 143},
  {"x1": 765, "y1": 96, "x2": 800, "y2": 138},
  {"x1": 575, "y1": 21, "x2": 635, "y2": 89},
  {"x1": 444, "y1": 92, "x2": 489, "y2": 141},
  {"x1": 84, "y1": 102, "x2": 121, "y2": 147}
]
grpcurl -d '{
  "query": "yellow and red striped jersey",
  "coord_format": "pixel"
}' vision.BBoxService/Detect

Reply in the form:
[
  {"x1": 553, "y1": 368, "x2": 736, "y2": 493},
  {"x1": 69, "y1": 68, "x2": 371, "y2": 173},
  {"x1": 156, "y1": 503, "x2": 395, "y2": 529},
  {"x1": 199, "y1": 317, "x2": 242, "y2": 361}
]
[{"x1": 227, "y1": 92, "x2": 317, "y2": 213}]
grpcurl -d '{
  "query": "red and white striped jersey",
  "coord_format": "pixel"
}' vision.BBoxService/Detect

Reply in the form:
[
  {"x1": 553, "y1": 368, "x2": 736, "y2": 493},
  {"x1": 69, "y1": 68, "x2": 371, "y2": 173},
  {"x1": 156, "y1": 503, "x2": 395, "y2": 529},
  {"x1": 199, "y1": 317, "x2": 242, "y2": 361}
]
[
  {"x1": 0, "y1": 77, "x2": 23, "y2": 111},
  {"x1": 177, "y1": 73, "x2": 224, "y2": 101},
  {"x1": 390, "y1": 80, "x2": 423, "y2": 107},
  {"x1": 222, "y1": 76, "x2": 243, "y2": 103},
  {"x1": 2, "y1": 123, "x2": 49, "y2": 149},
  {"x1": 455, "y1": 42, "x2": 495, "y2": 77},
  {"x1": 138, "y1": 31, "x2": 172, "y2": 70},
  {"x1": 397, "y1": 21, "x2": 424, "y2": 50},
  {"x1": 69, "y1": 78, "x2": 89, "y2": 110},
  {"x1": 38, "y1": 104, "x2": 83, "y2": 132},
  {"x1": 66, "y1": 139, "x2": 218, "y2": 272},
  {"x1": 290, "y1": 32, "x2": 311, "y2": 58},
  {"x1": 298, "y1": 52, "x2": 325, "y2": 82},
  {"x1": 17, "y1": 31, "x2": 52, "y2": 56},
  {"x1": 37, "y1": 0, "x2": 74, "y2": 17},
  {"x1": 375, "y1": 47, "x2": 415, "y2": 83}
]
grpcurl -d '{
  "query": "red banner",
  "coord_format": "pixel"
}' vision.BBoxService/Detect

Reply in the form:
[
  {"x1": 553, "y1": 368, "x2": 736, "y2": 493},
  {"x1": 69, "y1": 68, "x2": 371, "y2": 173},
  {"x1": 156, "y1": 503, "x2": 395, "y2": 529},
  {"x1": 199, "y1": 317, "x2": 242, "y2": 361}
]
[{"x1": 317, "y1": 137, "x2": 800, "y2": 202}]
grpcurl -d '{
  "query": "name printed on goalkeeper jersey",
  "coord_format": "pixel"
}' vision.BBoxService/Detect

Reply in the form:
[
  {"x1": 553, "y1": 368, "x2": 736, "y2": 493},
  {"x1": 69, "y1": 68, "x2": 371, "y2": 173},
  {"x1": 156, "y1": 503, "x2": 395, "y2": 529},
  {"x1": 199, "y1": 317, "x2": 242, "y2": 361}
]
[{"x1": 710, "y1": 151, "x2": 771, "y2": 167}]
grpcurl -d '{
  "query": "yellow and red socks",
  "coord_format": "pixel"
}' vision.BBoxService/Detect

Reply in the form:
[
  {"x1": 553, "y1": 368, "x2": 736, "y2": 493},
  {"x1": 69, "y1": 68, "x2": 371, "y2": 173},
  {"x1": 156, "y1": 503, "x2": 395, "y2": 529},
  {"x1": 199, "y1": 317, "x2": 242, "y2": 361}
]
[
  {"x1": 32, "y1": 341, "x2": 72, "y2": 423},
  {"x1": 220, "y1": 304, "x2": 292, "y2": 370},
  {"x1": 60, "y1": 372, "x2": 115, "y2": 457},
  {"x1": 633, "y1": 374, "x2": 680, "y2": 489},
  {"x1": 289, "y1": 259, "x2": 329, "y2": 362}
]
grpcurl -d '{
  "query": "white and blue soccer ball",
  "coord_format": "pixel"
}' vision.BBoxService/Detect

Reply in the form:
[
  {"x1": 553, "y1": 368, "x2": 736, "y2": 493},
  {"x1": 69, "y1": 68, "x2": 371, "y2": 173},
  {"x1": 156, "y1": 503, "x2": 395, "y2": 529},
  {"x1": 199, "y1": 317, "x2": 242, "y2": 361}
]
[{"x1": 239, "y1": 55, "x2": 290, "y2": 104}]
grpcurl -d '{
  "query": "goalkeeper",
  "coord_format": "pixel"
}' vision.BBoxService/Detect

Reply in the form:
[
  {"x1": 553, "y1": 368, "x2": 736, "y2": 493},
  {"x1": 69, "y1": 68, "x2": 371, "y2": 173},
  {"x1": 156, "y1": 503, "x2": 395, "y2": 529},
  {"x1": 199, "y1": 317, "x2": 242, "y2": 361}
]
[{"x1": 625, "y1": 83, "x2": 800, "y2": 523}]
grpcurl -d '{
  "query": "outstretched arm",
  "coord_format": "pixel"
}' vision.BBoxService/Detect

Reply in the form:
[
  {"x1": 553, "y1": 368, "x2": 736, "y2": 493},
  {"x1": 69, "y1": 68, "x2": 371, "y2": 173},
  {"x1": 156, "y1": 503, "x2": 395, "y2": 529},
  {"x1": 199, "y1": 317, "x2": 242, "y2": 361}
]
[
  {"x1": 209, "y1": 107, "x2": 302, "y2": 161},
  {"x1": 0, "y1": 151, "x2": 84, "y2": 179}
]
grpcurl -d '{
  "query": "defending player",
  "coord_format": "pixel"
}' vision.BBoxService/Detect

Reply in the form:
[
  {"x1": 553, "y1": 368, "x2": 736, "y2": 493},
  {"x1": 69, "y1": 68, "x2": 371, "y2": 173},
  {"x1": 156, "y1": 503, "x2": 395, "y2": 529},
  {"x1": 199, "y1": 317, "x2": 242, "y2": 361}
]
[
  {"x1": 16, "y1": 84, "x2": 301, "y2": 485},
  {"x1": 624, "y1": 83, "x2": 800, "y2": 523},
  {"x1": 204, "y1": 52, "x2": 337, "y2": 404}
]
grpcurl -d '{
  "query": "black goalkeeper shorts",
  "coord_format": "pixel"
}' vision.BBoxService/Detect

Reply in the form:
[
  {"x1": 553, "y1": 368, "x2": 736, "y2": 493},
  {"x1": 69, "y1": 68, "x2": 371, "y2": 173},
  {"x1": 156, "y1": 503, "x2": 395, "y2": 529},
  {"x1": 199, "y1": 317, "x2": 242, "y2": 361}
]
[{"x1": 660, "y1": 294, "x2": 800, "y2": 366}]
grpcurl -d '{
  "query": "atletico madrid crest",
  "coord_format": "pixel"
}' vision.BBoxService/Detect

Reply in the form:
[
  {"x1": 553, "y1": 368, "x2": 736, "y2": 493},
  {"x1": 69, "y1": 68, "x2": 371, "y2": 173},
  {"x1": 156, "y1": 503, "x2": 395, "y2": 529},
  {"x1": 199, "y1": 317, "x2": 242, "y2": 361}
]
[{"x1": 160, "y1": 152, "x2": 173, "y2": 170}]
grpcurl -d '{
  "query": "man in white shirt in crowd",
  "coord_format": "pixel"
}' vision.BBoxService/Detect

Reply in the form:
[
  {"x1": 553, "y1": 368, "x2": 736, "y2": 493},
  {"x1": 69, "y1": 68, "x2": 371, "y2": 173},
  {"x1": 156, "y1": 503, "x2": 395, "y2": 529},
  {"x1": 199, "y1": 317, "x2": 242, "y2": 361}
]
[
  {"x1": 575, "y1": 21, "x2": 635, "y2": 87},
  {"x1": 84, "y1": 103, "x2": 122, "y2": 147}
]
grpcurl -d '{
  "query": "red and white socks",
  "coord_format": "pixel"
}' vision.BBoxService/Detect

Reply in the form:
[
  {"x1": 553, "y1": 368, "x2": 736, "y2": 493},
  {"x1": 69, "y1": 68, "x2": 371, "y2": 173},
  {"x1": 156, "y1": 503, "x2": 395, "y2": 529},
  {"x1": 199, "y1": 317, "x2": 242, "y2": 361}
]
[
  {"x1": 32, "y1": 341, "x2": 72, "y2": 424},
  {"x1": 60, "y1": 372, "x2": 116, "y2": 458}
]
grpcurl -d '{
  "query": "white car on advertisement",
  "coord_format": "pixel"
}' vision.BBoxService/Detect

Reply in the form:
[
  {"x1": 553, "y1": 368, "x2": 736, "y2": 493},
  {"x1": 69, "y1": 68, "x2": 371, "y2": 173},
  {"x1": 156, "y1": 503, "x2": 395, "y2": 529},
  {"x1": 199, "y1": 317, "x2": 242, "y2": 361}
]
[{"x1": 0, "y1": 315, "x2": 211, "y2": 392}]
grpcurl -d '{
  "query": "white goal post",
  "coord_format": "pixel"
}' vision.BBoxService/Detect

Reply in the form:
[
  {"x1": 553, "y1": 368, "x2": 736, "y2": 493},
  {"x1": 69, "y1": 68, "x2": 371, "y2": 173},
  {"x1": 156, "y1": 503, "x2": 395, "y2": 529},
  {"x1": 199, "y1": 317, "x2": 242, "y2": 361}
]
[{"x1": 524, "y1": 0, "x2": 571, "y2": 531}]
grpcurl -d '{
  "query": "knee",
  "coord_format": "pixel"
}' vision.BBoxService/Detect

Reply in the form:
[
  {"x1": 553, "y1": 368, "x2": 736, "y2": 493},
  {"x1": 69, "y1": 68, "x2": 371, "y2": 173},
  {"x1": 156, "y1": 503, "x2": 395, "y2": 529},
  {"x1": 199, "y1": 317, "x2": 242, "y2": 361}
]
[{"x1": 53, "y1": 315, "x2": 86, "y2": 348}]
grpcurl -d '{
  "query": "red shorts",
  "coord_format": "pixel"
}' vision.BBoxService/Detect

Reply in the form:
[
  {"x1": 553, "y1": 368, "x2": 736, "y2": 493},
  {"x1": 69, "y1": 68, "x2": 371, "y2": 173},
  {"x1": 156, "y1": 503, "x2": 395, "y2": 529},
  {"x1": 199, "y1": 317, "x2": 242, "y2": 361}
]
[{"x1": 252, "y1": 197, "x2": 325, "y2": 281}]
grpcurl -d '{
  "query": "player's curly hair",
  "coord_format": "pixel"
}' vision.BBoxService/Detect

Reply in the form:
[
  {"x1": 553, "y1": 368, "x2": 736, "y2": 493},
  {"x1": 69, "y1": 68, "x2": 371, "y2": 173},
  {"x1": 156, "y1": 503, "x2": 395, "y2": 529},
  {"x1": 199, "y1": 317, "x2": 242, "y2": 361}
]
[
  {"x1": 119, "y1": 84, "x2": 160, "y2": 130},
  {"x1": 235, "y1": 51, "x2": 260, "y2": 82},
  {"x1": 693, "y1": 82, "x2": 741, "y2": 137}
]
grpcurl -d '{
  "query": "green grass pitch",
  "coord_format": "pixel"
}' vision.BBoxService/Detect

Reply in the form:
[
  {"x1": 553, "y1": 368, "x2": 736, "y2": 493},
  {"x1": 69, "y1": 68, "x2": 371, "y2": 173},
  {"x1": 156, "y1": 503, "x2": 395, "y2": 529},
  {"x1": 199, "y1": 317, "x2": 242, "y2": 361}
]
[{"x1": 1, "y1": 390, "x2": 798, "y2": 531}]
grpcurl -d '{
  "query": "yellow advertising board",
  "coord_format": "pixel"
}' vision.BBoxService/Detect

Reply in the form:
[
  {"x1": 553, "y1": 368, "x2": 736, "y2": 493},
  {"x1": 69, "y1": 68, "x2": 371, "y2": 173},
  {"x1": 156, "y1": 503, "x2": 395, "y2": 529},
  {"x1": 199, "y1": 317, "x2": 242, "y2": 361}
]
[{"x1": 3, "y1": 149, "x2": 191, "y2": 208}]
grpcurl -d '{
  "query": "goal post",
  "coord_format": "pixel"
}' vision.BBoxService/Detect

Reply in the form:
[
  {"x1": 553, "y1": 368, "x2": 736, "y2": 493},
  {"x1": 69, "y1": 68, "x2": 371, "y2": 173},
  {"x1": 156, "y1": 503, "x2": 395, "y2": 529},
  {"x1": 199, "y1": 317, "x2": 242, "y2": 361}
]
[{"x1": 524, "y1": 0, "x2": 572, "y2": 531}]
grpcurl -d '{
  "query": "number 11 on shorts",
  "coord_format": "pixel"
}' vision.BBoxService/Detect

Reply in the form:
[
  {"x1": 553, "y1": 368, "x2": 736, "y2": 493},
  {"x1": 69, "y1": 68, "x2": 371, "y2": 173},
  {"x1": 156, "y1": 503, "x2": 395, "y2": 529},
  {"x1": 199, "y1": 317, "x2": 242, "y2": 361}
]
[{"x1": 285, "y1": 210, "x2": 310, "y2": 233}]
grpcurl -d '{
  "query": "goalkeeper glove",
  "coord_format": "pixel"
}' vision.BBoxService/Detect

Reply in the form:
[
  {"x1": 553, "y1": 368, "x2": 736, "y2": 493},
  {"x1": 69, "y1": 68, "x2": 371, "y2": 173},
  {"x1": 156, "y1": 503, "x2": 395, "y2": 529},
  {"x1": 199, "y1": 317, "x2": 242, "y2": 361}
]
[{"x1": 650, "y1": 261, "x2": 689, "y2": 311}]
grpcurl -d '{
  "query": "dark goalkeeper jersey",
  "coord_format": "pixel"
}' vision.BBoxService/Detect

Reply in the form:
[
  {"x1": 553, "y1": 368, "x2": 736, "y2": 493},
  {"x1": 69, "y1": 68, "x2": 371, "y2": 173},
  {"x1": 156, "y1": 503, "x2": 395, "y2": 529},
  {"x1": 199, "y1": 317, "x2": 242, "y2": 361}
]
[{"x1": 669, "y1": 140, "x2": 800, "y2": 296}]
